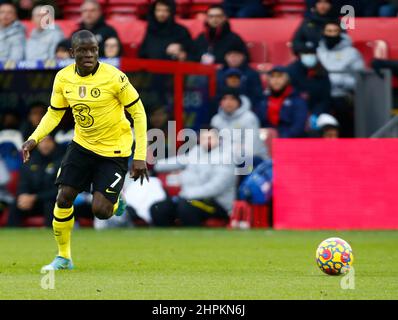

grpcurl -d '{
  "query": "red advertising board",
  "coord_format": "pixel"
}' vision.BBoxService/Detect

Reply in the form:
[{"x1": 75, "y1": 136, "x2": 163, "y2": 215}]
[{"x1": 273, "y1": 139, "x2": 398, "y2": 230}]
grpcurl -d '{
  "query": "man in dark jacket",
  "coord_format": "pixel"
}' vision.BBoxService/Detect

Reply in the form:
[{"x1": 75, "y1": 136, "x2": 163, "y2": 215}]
[
  {"x1": 217, "y1": 45, "x2": 264, "y2": 110},
  {"x1": 193, "y1": 5, "x2": 249, "y2": 64},
  {"x1": 75, "y1": 0, "x2": 119, "y2": 57},
  {"x1": 287, "y1": 43, "x2": 332, "y2": 116},
  {"x1": 257, "y1": 66, "x2": 308, "y2": 138},
  {"x1": 7, "y1": 135, "x2": 62, "y2": 227},
  {"x1": 292, "y1": 0, "x2": 337, "y2": 54},
  {"x1": 139, "y1": 0, "x2": 193, "y2": 60}
]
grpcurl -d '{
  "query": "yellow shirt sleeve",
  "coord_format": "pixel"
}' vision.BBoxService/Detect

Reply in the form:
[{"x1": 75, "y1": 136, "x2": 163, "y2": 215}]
[
  {"x1": 28, "y1": 73, "x2": 68, "y2": 143},
  {"x1": 115, "y1": 72, "x2": 147, "y2": 161},
  {"x1": 50, "y1": 73, "x2": 69, "y2": 109}
]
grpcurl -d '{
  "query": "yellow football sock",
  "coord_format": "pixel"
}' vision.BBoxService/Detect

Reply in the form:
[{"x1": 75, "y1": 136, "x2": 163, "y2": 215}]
[{"x1": 52, "y1": 204, "x2": 74, "y2": 260}]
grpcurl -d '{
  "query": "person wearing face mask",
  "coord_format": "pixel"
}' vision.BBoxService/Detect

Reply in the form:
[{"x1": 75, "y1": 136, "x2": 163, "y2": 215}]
[
  {"x1": 256, "y1": 66, "x2": 308, "y2": 138},
  {"x1": 317, "y1": 21, "x2": 365, "y2": 137},
  {"x1": 292, "y1": 0, "x2": 338, "y2": 55},
  {"x1": 287, "y1": 43, "x2": 332, "y2": 117},
  {"x1": 317, "y1": 21, "x2": 365, "y2": 98}
]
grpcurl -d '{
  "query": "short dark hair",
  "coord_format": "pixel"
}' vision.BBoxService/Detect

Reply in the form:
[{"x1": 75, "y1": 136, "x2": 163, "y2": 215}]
[
  {"x1": 207, "y1": 4, "x2": 225, "y2": 14},
  {"x1": 323, "y1": 20, "x2": 342, "y2": 30},
  {"x1": 71, "y1": 30, "x2": 98, "y2": 48}
]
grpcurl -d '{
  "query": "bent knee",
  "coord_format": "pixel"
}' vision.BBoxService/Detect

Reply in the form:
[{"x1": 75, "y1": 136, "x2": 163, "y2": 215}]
[
  {"x1": 56, "y1": 190, "x2": 76, "y2": 208},
  {"x1": 92, "y1": 204, "x2": 113, "y2": 220}
]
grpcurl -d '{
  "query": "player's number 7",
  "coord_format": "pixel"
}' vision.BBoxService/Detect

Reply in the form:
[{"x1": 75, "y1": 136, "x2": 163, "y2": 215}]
[{"x1": 110, "y1": 173, "x2": 122, "y2": 188}]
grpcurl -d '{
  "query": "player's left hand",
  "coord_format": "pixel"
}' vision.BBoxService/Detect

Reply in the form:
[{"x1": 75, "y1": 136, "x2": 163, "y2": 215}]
[{"x1": 131, "y1": 160, "x2": 149, "y2": 185}]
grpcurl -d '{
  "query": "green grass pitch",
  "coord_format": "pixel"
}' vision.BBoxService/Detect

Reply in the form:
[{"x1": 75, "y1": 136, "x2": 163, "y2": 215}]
[{"x1": 0, "y1": 228, "x2": 397, "y2": 300}]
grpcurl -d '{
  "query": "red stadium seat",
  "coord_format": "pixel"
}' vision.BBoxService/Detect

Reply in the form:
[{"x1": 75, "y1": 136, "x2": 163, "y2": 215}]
[
  {"x1": 354, "y1": 40, "x2": 389, "y2": 67},
  {"x1": 106, "y1": 0, "x2": 150, "y2": 19},
  {"x1": 107, "y1": 19, "x2": 147, "y2": 48},
  {"x1": 270, "y1": 41, "x2": 295, "y2": 65},
  {"x1": 105, "y1": 6, "x2": 137, "y2": 21},
  {"x1": 175, "y1": 0, "x2": 191, "y2": 18},
  {"x1": 190, "y1": 0, "x2": 222, "y2": 16},
  {"x1": 62, "y1": 5, "x2": 82, "y2": 21},
  {"x1": 247, "y1": 41, "x2": 267, "y2": 63},
  {"x1": 273, "y1": 0, "x2": 306, "y2": 18},
  {"x1": 60, "y1": 0, "x2": 107, "y2": 4}
]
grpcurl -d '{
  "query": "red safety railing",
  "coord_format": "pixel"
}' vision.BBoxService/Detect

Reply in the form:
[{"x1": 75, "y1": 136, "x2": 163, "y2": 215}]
[{"x1": 120, "y1": 58, "x2": 217, "y2": 134}]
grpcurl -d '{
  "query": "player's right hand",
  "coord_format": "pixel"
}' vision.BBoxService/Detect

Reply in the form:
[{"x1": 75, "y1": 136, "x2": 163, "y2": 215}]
[{"x1": 22, "y1": 139, "x2": 37, "y2": 163}]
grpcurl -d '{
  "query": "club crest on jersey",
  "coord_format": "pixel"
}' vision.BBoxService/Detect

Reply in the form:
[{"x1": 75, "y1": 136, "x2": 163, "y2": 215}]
[
  {"x1": 79, "y1": 86, "x2": 86, "y2": 98},
  {"x1": 91, "y1": 88, "x2": 101, "y2": 98}
]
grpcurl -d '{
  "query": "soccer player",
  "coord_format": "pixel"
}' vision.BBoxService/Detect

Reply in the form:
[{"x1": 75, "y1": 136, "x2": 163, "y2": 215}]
[{"x1": 22, "y1": 30, "x2": 148, "y2": 270}]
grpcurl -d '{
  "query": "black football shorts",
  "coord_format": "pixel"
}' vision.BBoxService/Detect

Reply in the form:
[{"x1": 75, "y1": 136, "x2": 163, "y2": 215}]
[{"x1": 55, "y1": 141, "x2": 129, "y2": 204}]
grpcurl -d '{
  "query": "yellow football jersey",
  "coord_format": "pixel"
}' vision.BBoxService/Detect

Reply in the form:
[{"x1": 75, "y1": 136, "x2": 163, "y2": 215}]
[{"x1": 29, "y1": 62, "x2": 147, "y2": 160}]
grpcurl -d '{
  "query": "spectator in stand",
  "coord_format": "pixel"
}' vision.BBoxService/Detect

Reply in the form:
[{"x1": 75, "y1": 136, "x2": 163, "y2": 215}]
[
  {"x1": 15, "y1": 0, "x2": 35, "y2": 19},
  {"x1": 211, "y1": 88, "x2": 268, "y2": 164},
  {"x1": 194, "y1": 5, "x2": 249, "y2": 65},
  {"x1": 256, "y1": 66, "x2": 308, "y2": 138},
  {"x1": 316, "y1": 113, "x2": 340, "y2": 138},
  {"x1": 217, "y1": 45, "x2": 264, "y2": 110},
  {"x1": 165, "y1": 42, "x2": 188, "y2": 62},
  {"x1": 287, "y1": 43, "x2": 332, "y2": 117},
  {"x1": 223, "y1": 0, "x2": 268, "y2": 18},
  {"x1": 317, "y1": 21, "x2": 365, "y2": 137},
  {"x1": 25, "y1": 5, "x2": 64, "y2": 61},
  {"x1": 0, "y1": 109, "x2": 21, "y2": 130},
  {"x1": 151, "y1": 127, "x2": 236, "y2": 227},
  {"x1": 218, "y1": 68, "x2": 253, "y2": 110},
  {"x1": 139, "y1": 0, "x2": 193, "y2": 60},
  {"x1": 7, "y1": 135, "x2": 62, "y2": 227},
  {"x1": 104, "y1": 37, "x2": 122, "y2": 58},
  {"x1": 0, "y1": 2, "x2": 25, "y2": 61},
  {"x1": 75, "y1": 0, "x2": 119, "y2": 57},
  {"x1": 55, "y1": 38, "x2": 71, "y2": 60},
  {"x1": 20, "y1": 101, "x2": 46, "y2": 141},
  {"x1": 292, "y1": 0, "x2": 337, "y2": 55}
]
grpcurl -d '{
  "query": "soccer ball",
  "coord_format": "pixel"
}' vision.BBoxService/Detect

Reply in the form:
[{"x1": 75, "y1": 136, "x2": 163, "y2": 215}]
[{"x1": 316, "y1": 237, "x2": 354, "y2": 275}]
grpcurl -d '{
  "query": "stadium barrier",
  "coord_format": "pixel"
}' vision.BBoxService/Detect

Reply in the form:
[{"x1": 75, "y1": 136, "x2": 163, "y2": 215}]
[
  {"x1": 273, "y1": 138, "x2": 398, "y2": 230},
  {"x1": 0, "y1": 58, "x2": 217, "y2": 135}
]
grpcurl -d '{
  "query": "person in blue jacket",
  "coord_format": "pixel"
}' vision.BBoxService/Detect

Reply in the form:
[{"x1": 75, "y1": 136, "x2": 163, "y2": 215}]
[{"x1": 256, "y1": 66, "x2": 308, "y2": 138}]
